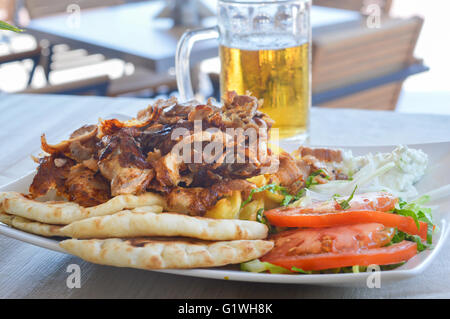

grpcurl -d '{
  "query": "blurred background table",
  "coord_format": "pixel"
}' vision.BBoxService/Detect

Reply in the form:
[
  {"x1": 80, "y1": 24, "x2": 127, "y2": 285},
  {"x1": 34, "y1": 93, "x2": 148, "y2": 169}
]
[
  {"x1": 0, "y1": 0, "x2": 435, "y2": 111},
  {"x1": 23, "y1": 1, "x2": 361, "y2": 73},
  {"x1": 0, "y1": 0, "x2": 438, "y2": 111},
  {"x1": 24, "y1": 0, "x2": 218, "y2": 73},
  {"x1": 0, "y1": 93, "x2": 449, "y2": 298}
]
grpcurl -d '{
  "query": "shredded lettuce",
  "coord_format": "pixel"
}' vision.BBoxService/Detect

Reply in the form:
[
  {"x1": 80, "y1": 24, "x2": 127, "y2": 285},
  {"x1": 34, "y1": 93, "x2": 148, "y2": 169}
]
[
  {"x1": 241, "y1": 183, "x2": 305, "y2": 208},
  {"x1": 310, "y1": 161, "x2": 395, "y2": 197},
  {"x1": 241, "y1": 259, "x2": 410, "y2": 274},
  {"x1": 287, "y1": 193, "x2": 312, "y2": 208},
  {"x1": 240, "y1": 183, "x2": 285, "y2": 208},
  {"x1": 393, "y1": 195, "x2": 434, "y2": 244},
  {"x1": 390, "y1": 229, "x2": 430, "y2": 252},
  {"x1": 352, "y1": 265, "x2": 360, "y2": 273},
  {"x1": 240, "y1": 259, "x2": 292, "y2": 274},
  {"x1": 240, "y1": 259, "x2": 312, "y2": 274},
  {"x1": 0, "y1": 21, "x2": 24, "y2": 33},
  {"x1": 310, "y1": 146, "x2": 428, "y2": 200},
  {"x1": 281, "y1": 189, "x2": 305, "y2": 206},
  {"x1": 334, "y1": 185, "x2": 357, "y2": 210},
  {"x1": 255, "y1": 208, "x2": 273, "y2": 233},
  {"x1": 305, "y1": 169, "x2": 330, "y2": 188},
  {"x1": 291, "y1": 267, "x2": 312, "y2": 274}
]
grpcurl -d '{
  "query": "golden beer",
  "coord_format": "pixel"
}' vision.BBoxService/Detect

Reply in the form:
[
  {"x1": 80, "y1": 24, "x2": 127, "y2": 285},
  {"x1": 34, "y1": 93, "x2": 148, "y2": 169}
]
[{"x1": 220, "y1": 43, "x2": 310, "y2": 139}]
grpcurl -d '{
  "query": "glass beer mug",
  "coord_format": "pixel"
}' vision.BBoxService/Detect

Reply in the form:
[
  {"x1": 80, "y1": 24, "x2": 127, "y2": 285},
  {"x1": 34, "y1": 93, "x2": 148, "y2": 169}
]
[{"x1": 176, "y1": 0, "x2": 311, "y2": 140}]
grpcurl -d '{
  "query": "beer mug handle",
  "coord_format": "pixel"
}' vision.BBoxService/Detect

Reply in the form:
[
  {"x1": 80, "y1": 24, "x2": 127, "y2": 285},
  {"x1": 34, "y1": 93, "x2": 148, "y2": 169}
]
[{"x1": 175, "y1": 26, "x2": 219, "y2": 101}]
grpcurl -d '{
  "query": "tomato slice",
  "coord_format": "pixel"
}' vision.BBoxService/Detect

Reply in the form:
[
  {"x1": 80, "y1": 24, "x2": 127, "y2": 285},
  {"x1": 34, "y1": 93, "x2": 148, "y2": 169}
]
[
  {"x1": 261, "y1": 226, "x2": 417, "y2": 271},
  {"x1": 291, "y1": 192, "x2": 398, "y2": 214},
  {"x1": 262, "y1": 241, "x2": 417, "y2": 271},
  {"x1": 265, "y1": 192, "x2": 427, "y2": 241},
  {"x1": 267, "y1": 223, "x2": 395, "y2": 256},
  {"x1": 265, "y1": 209, "x2": 428, "y2": 241}
]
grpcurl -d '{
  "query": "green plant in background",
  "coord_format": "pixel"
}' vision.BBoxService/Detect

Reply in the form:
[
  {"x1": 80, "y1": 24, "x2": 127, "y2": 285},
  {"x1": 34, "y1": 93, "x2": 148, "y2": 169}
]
[{"x1": 0, "y1": 21, "x2": 24, "y2": 32}]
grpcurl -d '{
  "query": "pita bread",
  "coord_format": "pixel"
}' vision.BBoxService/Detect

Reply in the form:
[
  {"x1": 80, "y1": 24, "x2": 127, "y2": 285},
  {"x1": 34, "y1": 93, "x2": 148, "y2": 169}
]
[
  {"x1": 59, "y1": 237, "x2": 274, "y2": 269},
  {"x1": 0, "y1": 211, "x2": 13, "y2": 226},
  {"x1": 0, "y1": 211, "x2": 64, "y2": 237},
  {"x1": 0, "y1": 191, "x2": 165, "y2": 225},
  {"x1": 60, "y1": 208, "x2": 268, "y2": 240}
]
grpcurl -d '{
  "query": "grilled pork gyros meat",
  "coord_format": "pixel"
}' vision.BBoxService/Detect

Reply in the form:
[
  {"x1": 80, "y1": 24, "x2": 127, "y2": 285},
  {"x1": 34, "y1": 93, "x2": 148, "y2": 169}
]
[{"x1": 28, "y1": 92, "x2": 279, "y2": 214}]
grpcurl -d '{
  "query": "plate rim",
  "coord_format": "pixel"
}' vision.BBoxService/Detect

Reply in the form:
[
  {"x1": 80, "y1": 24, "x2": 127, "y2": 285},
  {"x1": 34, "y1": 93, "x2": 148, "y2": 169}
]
[{"x1": 0, "y1": 218, "x2": 447, "y2": 284}]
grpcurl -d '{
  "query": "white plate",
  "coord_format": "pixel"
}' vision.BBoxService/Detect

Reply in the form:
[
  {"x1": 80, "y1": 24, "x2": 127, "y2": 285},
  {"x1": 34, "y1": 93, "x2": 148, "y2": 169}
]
[{"x1": 1, "y1": 141, "x2": 449, "y2": 287}]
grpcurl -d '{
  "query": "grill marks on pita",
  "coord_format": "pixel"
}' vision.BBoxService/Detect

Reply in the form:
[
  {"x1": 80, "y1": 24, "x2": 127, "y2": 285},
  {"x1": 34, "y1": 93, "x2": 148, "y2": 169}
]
[
  {"x1": 0, "y1": 211, "x2": 63, "y2": 237},
  {"x1": 0, "y1": 191, "x2": 165, "y2": 225},
  {"x1": 59, "y1": 208, "x2": 269, "y2": 240},
  {"x1": 59, "y1": 237, "x2": 274, "y2": 269}
]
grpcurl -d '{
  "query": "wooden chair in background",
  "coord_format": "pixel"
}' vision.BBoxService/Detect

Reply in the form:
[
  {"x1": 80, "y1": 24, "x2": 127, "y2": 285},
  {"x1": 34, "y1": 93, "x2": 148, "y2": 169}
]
[
  {"x1": 207, "y1": 16, "x2": 426, "y2": 111},
  {"x1": 312, "y1": 16, "x2": 425, "y2": 110}
]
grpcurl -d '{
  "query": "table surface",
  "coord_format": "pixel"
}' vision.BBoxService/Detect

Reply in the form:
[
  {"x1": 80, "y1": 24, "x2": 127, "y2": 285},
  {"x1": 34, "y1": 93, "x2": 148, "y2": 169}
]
[
  {"x1": 25, "y1": 1, "x2": 361, "y2": 72},
  {"x1": 1, "y1": 93, "x2": 450, "y2": 298}
]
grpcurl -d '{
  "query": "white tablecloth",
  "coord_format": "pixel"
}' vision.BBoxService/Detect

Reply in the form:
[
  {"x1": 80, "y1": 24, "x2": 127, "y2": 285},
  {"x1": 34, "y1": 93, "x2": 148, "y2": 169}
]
[{"x1": 1, "y1": 94, "x2": 450, "y2": 298}]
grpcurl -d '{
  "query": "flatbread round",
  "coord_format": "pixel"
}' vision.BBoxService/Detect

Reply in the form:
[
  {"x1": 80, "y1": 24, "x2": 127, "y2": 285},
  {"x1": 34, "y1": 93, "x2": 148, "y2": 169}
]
[
  {"x1": 0, "y1": 191, "x2": 165, "y2": 225},
  {"x1": 60, "y1": 237, "x2": 274, "y2": 269},
  {"x1": 60, "y1": 208, "x2": 269, "y2": 240},
  {"x1": 0, "y1": 211, "x2": 63, "y2": 237},
  {"x1": 0, "y1": 211, "x2": 13, "y2": 226}
]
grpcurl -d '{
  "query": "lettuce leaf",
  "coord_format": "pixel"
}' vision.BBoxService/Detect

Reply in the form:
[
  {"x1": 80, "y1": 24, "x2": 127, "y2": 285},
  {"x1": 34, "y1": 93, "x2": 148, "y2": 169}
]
[
  {"x1": 240, "y1": 259, "x2": 292, "y2": 274},
  {"x1": 0, "y1": 21, "x2": 23, "y2": 32},
  {"x1": 240, "y1": 183, "x2": 286, "y2": 208},
  {"x1": 390, "y1": 228, "x2": 431, "y2": 252},
  {"x1": 241, "y1": 183, "x2": 305, "y2": 208},
  {"x1": 392, "y1": 195, "x2": 434, "y2": 244},
  {"x1": 240, "y1": 259, "x2": 313, "y2": 274},
  {"x1": 305, "y1": 169, "x2": 330, "y2": 188},
  {"x1": 333, "y1": 185, "x2": 357, "y2": 210}
]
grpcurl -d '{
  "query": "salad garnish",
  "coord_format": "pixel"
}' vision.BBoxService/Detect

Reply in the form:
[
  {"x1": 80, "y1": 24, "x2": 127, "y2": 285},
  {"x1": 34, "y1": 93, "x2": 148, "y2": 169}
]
[
  {"x1": 392, "y1": 195, "x2": 434, "y2": 244},
  {"x1": 334, "y1": 185, "x2": 358, "y2": 210}
]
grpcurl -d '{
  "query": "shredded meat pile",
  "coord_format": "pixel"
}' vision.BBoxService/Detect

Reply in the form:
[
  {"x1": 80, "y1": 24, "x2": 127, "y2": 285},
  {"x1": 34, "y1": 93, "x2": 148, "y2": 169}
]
[
  {"x1": 29, "y1": 92, "x2": 348, "y2": 214},
  {"x1": 29, "y1": 92, "x2": 277, "y2": 213},
  {"x1": 271, "y1": 147, "x2": 348, "y2": 195}
]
